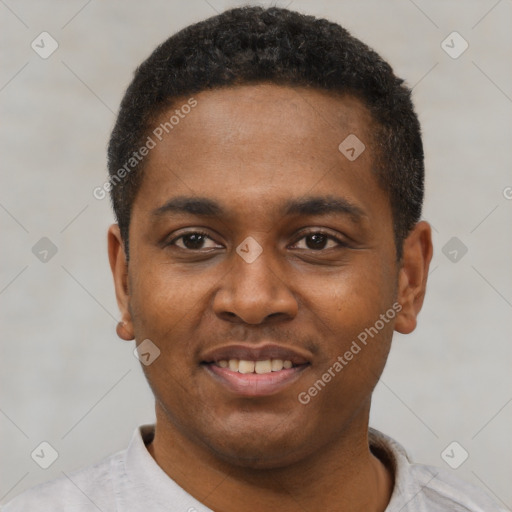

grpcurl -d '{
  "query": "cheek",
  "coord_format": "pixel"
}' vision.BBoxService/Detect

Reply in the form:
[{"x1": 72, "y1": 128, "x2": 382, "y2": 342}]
[
  {"x1": 297, "y1": 255, "x2": 396, "y2": 385},
  {"x1": 128, "y1": 265, "x2": 212, "y2": 412},
  {"x1": 128, "y1": 262, "x2": 212, "y2": 354},
  {"x1": 302, "y1": 253, "x2": 396, "y2": 326}
]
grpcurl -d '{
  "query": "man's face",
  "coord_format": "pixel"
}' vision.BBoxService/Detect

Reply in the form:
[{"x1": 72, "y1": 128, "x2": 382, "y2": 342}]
[{"x1": 112, "y1": 85, "x2": 413, "y2": 468}]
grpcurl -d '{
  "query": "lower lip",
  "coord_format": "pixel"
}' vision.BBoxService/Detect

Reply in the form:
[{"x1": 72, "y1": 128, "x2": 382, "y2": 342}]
[{"x1": 203, "y1": 363, "x2": 309, "y2": 397}]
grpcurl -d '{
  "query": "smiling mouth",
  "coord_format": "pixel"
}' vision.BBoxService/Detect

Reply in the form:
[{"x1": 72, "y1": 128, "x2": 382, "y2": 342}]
[
  {"x1": 204, "y1": 358, "x2": 307, "y2": 374},
  {"x1": 199, "y1": 343, "x2": 312, "y2": 396},
  {"x1": 201, "y1": 359, "x2": 311, "y2": 397}
]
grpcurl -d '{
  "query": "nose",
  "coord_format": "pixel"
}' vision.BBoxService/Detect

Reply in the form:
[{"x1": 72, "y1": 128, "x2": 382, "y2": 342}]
[{"x1": 212, "y1": 246, "x2": 298, "y2": 325}]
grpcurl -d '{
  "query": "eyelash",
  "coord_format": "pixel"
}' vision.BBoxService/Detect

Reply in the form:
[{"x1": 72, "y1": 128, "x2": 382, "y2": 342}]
[
  {"x1": 167, "y1": 230, "x2": 347, "y2": 251},
  {"x1": 168, "y1": 230, "x2": 213, "y2": 249},
  {"x1": 293, "y1": 230, "x2": 348, "y2": 250}
]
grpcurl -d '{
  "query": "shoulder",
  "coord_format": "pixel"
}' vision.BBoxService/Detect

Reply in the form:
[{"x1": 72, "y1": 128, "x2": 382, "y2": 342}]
[
  {"x1": 1, "y1": 451, "x2": 122, "y2": 512},
  {"x1": 369, "y1": 428, "x2": 505, "y2": 512},
  {"x1": 405, "y1": 462, "x2": 505, "y2": 512}
]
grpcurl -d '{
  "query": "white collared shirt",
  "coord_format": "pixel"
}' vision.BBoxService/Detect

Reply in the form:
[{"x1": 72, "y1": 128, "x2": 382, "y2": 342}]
[{"x1": 2, "y1": 424, "x2": 504, "y2": 511}]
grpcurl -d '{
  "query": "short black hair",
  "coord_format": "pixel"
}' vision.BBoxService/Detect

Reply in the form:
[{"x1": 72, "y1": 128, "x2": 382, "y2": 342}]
[{"x1": 107, "y1": 6, "x2": 424, "y2": 259}]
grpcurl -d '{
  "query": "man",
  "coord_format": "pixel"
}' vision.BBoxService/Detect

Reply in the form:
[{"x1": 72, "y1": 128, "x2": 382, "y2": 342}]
[{"x1": 3, "y1": 6, "x2": 502, "y2": 511}]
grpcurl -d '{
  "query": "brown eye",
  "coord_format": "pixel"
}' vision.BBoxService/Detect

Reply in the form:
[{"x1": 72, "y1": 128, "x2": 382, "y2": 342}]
[
  {"x1": 305, "y1": 233, "x2": 328, "y2": 250},
  {"x1": 181, "y1": 233, "x2": 207, "y2": 249},
  {"x1": 293, "y1": 231, "x2": 344, "y2": 251},
  {"x1": 169, "y1": 231, "x2": 222, "y2": 251}
]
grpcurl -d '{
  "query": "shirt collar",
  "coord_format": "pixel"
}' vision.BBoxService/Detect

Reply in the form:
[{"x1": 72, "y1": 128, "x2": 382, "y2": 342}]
[
  {"x1": 113, "y1": 424, "x2": 213, "y2": 512},
  {"x1": 115, "y1": 424, "x2": 422, "y2": 512},
  {"x1": 369, "y1": 427, "x2": 439, "y2": 511}
]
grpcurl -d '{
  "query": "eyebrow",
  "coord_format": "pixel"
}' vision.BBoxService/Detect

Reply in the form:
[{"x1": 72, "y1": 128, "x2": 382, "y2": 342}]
[
  {"x1": 282, "y1": 196, "x2": 366, "y2": 222},
  {"x1": 152, "y1": 195, "x2": 367, "y2": 222},
  {"x1": 152, "y1": 196, "x2": 222, "y2": 217}
]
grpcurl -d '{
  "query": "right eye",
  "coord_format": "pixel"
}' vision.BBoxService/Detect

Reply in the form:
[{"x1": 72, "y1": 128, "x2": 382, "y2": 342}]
[{"x1": 167, "y1": 231, "x2": 223, "y2": 251}]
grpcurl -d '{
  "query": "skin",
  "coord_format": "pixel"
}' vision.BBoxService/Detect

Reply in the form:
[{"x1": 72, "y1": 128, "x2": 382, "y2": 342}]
[{"x1": 109, "y1": 84, "x2": 432, "y2": 512}]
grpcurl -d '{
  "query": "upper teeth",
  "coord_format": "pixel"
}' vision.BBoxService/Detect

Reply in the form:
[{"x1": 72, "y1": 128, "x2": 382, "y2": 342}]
[{"x1": 216, "y1": 359, "x2": 293, "y2": 374}]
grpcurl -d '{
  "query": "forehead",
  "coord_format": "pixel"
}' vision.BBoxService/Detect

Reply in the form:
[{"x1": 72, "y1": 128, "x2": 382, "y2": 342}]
[
  {"x1": 133, "y1": 84, "x2": 388, "y2": 228},
  {"x1": 155, "y1": 84, "x2": 375, "y2": 158}
]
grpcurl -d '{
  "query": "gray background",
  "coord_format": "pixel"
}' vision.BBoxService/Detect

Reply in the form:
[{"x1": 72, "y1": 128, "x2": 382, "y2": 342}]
[{"x1": 1, "y1": 0, "x2": 511, "y2": 507}]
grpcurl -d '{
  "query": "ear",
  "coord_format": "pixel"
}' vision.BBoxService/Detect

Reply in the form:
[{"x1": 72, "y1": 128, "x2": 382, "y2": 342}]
[
  {"x1": 108, "y1": 224, "x2": 134, "y2": 341},
  {"x1": 394, "y1": 221, "x2": 433, "y2": 335}
]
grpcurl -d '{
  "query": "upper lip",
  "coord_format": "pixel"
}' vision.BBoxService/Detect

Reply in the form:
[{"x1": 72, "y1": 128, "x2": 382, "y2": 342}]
[{"x1": 201, "y1": 343, "x2": 312, "y2": 365}]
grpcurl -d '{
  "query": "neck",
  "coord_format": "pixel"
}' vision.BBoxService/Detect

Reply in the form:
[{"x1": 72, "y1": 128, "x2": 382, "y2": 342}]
[{"x1": 146, "y1": 405, "x2": 393, "y2": 512}]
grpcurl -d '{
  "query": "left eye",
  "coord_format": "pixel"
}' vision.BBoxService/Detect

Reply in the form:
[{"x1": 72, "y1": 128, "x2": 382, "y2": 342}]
[
  {"x1": 292, "y1": 232, "x2": 343, "y2": 250},
  {"x1": 171, "y1": 232, "x2": 221, "y2": 250}
]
